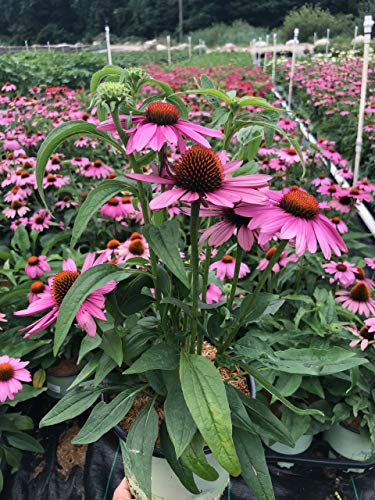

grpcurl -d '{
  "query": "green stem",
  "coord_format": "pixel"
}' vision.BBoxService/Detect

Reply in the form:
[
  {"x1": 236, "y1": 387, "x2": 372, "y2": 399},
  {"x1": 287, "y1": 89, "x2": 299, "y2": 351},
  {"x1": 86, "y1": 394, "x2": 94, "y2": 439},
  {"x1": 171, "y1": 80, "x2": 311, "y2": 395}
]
[
  {"x1": 189, "y1": 200, "x2": 201, "y2": 354},
  {"x1": 220, "y1": 239, "x2": 288, "y2": 353},
  {"x1": 227, "y1": 243, "x2": 243, "y2": 309},
  {"x1": 110, "y1": 107, "x2": 161, "y2": 306},
  {"x1": 201, "y1": 242, "x2": 212, "y2": 303}
]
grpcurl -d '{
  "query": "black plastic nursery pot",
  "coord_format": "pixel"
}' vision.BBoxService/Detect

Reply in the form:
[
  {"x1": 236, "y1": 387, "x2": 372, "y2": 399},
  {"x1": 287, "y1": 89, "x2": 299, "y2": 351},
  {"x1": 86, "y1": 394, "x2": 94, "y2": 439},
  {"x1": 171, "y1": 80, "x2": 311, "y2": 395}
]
[{"x1": 46, "y1": 369, "x2": 80, "y2": 400}]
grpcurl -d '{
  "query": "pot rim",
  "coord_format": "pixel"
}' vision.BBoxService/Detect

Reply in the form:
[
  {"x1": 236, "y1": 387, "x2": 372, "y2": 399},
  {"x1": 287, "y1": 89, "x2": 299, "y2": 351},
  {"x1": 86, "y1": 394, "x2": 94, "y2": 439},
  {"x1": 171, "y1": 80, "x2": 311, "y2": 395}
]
[{"x1": 46, "y1": 369, "x2": 80, "y2": 379}]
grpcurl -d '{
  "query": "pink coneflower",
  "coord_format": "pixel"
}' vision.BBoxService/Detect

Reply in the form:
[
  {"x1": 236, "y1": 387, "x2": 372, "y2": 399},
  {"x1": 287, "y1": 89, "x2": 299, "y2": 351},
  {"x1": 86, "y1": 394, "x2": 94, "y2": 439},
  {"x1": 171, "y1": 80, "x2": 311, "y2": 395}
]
[
  {"x1": 121, "y1": 196, "x2": 137, "y2": 217},
  {"x1": 210, "y1": 255, "x2": 250, "y2": 282},
  {"x1": 29, "y1": 209, "x2": 51, "y2": 231},
  {"x1": 0, "y1": 312, "x2": 7, "y2": 330},
  {"x1": 365, "y1": 258, "x2": 375, "y2": 270},
  {"x1": 336, "y1": 283, "x2": 375, "y2": 316},
  {"x1": 25, "y1": 256, "x2": 51, "y2": 279},
  {"x1": 322, "y1": 261, "x2": 357, "y2": 287},
  {"x1": 337, "y1": 167, "x2": 353, "y2": 180},
  {"x1": 29, "y1": 281, "x2": 50, "y2": 303},
  {"x1": 277, "y1": 147, "x2": 306, "y2": 165},
  {"x1": 356, "y1": 178, "x2": 375, "y2": 193},
  {"x1": 4, "y1": 186, "x2": 33, "y2": 202},
  {"x1": 55, "y1": 194, "x2": 78, "y2": 210},
  {"x1": 127, "y1": 146, "x2": 270, "y2": 210},
  {"x1": 43, "y1": 173, "x2": 70, "y2": 189},
  {"x1": 100, "y1": 197, "x2": 125, "y2": 220},
  {"x1": 311, "y1": 174, "x2": 332, "y2": 187},
  {"x1": 200, "y1": 283, "x2": 223, "y2": 304},
  {"x1": 0, "y1": 356, "x2": 31, "y2": 402},
  {"x1": 74, "y1": 137, "x2": 89, "y2": 147},
  {"x1": 71, "y1": 156, "x2": 90, "y2": 167},
  {"x1": 365, "y1": 317, "x2": 375, "y2": 333},
  {"x1": 81, "y1": 159, "x2": 113, "y2": 179},
  {"x1": 98, "y1": 101, "x2": 224, "y2": 154},
  {"x1": 14, "y1": 253, "x2": 116, "y2": 338},
  {"x1": 257, "y1": 247, "x2": 298, "y2": 273},
  {"x1": 198, "y1": 204, "x2": 256, "y2": 251},
  {"x1": 348, "y1": 324, "x2": 374, "y2": 351},
  {"x1": 100, "y1": 239, "x2": 122, "y2": 261},
  {"x1": 330, "y1": 216, "x2": 348, "y2": 234},
  {"x1": 235, "y1": 188, "x2": 347, "y2": 259},
  {"x1": 118, "y1": 233, "x2": 150, "y2": 261},
  {"x1": 269, "y1": 157, "x2": 287, "y2": 172},
  {"x1": 10, "y1": 217, "x2": 29, "y2": 231},
  {"x1": 2, "y1": 200, "x2": 30, "y2": 219},
  {"x1": 277, "y1": 117, "x2": 297, "y2": 131},
  {"x1": 1, "y1": 82, "x2": 16, "y2": 92}
]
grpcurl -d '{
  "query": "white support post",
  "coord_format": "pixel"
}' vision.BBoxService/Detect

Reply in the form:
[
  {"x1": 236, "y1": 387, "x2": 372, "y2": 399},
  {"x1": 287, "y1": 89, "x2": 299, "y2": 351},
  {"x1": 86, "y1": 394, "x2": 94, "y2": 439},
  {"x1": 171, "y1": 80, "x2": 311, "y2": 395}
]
[
  {"x1": 25, "y1": 40, "x2": 29, "y2": 51},
  {"x1": 353, "y1": 25, "x2": 358, "y2": 50},
  {"x1": 272, "y1": 32, "x2": 277, "y2": 83},
  {"x1": 188, "y1": 36, "x2": 192, "y2": 58},
  {"x1": 166, "y1": 35, "x2": 171, "y2": 65},
  {"x1": 313, "y1": 32, "x2": 317, "y2": 45},
  {"x1": 105, "y1": 25, "x2": 112, "y2": 65},
  {"x1": 263, "y1": 34, "x2": 270, "y2": 71},
  {"x1": 47, "y1": 41, "x2": 51, "y2": 52},
  {"x1": 325, "y1": 28, "x2": 330, "y2": 56},
  {"x1": 288, "y1": 28, "x2": 299, "y2": 108},
  {"x1": 353, "y1": 14, "x2": 374, "y2": 184}
]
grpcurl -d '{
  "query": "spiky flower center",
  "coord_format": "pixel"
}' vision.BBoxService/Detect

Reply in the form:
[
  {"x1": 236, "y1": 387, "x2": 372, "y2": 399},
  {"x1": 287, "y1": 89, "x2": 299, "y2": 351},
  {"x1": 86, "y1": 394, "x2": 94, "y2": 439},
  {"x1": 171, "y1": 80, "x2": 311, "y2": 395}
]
[
  {"x1": 222, "y1": 208, "x2": 251, "y2": 227},
  {"x1": 328, "y1": 186, "x2": 337, "y2": 194},
  {"x1": 30, "y1": 281, "x2": 45, "y2": 293},
  {"x1": 222, "y1": 255, "x2": 234, "y2": 264},
  {"x1": 279, "y1": 189, "x2": 319, "y2": 220},
  {"x1": 11, "y1": 201, "x2": 23, "y2": 209},
  {"x1": 107, "y1": 198, "x2": 119, "y2": 206},
  {"x1": 122, "y1": 196, "x2": 132, "y2": 204},
  {"x1": 146, "y1": 102, "x2": 179, "y2": 125},
  {"x1": 354, "y1": 266, "x2": 365, "y2": 280},
  {"x1": 350, "y1": 188, "x2": 360, "y2": 196},
  {"x1": 174, "y1": 146, "x2": 224, "y2": 194},
  {"x1": 286, "y1": 147, "x2": 296, "y2": 155},
  {"x1": 339, "y1": 196, "x2": 351, "y2": 206},
  {"x1": 35, "y1": 216, "x2": 45, "y2": 224},
  {"x1": 349, "y1": 282, "x2": 371, "y2": 302},
  {"x1": 331, "y1": 216, "x2": 341, "y2": 224},
  {"x1": 319, "y1": 174, "x2": 326, "y2": 179},
  {"x1": 27, "y1": 256, "x2": 39, "y2": 266},
  {"x1": 94, "y1": 160, "x2": 102, "y2": 167},
  {"x1": 336, "y1": 263, "x2": 347, "y2": 272},
  {"x1": 52, "y1": 271, "x2": 80, "y2": 306},
  {"x1": 130, "y1": 232, "x2": 142, "y2": 241},
  {"x1": 128, "y1": 239, "x2": 146, "y2": 255},
  {"x1": 265, "y1": 247, "x2": 277, "y2": 260},
  {"x1": 359, "y1": 326, "x2": 372, "y2": 340},
  {"x1": 0, "y1": 363, "x2": 14, "y2": 382},
  {"x1": 107, "y1": 239, "x2": 120, "y2": 249},
  {"x1": 108, "y1": 173, "x2": 117, "y2": 179}
]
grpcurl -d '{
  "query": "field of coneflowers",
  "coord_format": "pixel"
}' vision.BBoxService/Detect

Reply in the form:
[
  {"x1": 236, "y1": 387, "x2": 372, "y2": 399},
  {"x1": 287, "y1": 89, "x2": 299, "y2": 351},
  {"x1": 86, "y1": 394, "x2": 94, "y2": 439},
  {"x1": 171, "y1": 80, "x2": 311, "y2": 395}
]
[{"x1": 0, "y1": 50, "x2": 374, "y2": 499}]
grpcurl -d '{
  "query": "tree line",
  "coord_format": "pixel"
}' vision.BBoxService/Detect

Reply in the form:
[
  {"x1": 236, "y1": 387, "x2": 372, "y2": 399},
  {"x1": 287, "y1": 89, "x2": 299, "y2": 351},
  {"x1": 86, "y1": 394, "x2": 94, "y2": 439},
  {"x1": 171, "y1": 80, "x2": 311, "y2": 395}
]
[{"x1": 0, "y1": 0, "x2": 368, "y2": 45}]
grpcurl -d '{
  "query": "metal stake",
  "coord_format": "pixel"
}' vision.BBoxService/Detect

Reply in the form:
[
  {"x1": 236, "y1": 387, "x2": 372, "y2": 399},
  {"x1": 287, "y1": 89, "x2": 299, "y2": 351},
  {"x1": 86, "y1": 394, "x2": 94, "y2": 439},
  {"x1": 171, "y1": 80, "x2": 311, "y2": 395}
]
[{"x1": 288, "y1": 28, "x2": 299, "y2": 108}]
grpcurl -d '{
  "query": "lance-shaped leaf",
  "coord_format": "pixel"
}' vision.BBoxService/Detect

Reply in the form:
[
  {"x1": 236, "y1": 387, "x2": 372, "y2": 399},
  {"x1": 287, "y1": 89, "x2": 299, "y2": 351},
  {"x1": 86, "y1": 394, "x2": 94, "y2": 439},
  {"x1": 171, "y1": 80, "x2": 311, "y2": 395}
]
[
  {"x1": 36, "y1": 121, "x2": 124, "y2": 206},
  {"x1": 53, "y1": 264, "x2": 128, "y2": 355},
  {"x1": 180, "y1": 353, "x2": 241, "y2": 476},
  {"x1": 143, "y1": 220, "x2": 189, "y2": 287}
]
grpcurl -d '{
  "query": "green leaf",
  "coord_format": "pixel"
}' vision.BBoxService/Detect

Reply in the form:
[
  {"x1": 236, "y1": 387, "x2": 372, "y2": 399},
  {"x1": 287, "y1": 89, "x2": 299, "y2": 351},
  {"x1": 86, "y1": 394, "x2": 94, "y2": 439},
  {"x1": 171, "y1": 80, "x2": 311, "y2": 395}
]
[
  {"x1": 301, "y1": 378, "x2": 325, "y2": 399},
  {"x1": 238, "y1": 95, "x2": 281, "y2": 112},
  {"x1": 101, "y1": 329, "x2": 123, "y2": 366},
  {"x1": 180, "y1": 432, "x2": 219, "y2": 481},
  {"x1": 53, "y1": 264, "x2": 126, "y2": 355},
  {"x1": 40, "y1": 388, "x2": 102, "y2": 427},
  {"x1": 77, "y1": 335, "x2": 102, "y2": 364},
  {"x1": 36, "y1": 121, "x2": 124, "y2": 206},
  {"x1": 11, "y1": 224, "x2": 30, "y2": 253},
  {"x1": 120, "y1": 402, "x2": 158, "y2": 500},
  {"x1": 143, "y1": 221, "x2": 189, "y2": 287},
  {"x1": 94, "y1": 353, "x2": 117, "y2": 386},
  {"x1": 275, "y1": 373, "x2": 302, "y2": 397},
  {"x1": 246, "y1": 366, "x2": 323, "y2": 417},
  {"x1": 238, "y1": 293, "x2": 279, "y2": 323},
  {"x1": 233, "y1": 428, "x2": 275, "y2": 500},
  {"x1": 5, "y1": 386, "x2": 46, "y2": 406},
  {"x1": 164, "y1": 372, "x2": 197, "y2": 458},
  {"x1": 199, "y1": 75, "x2": 220, "y2": 106},
  {"x1": 180, "y1": 353, "x2": 241, "y2": 476},
  {"x1": 159, "y1": 422, "x2": 199, "y2": 494},
  {"x1": 0, "y1": 469, "x2": 3, "y2": 493},
  {"x1": 68, "y1": 352, "x2": 101, "y2": 390},
  {"x1": 181, "y1": 88, "x2": 231, "y2": 104},
  {"x1": 225, "y1": 385, "x2": 257, "y2": 434},
  {"x1": 7, "y1": 432, "x2": 44, "y2": 453},
  {"x1": 90, "y1": 65, "x2": 123, "y2": 94},
  {"x1": 124, "y1": 342, "x2": 179, "y2": 375},
  {"x1": 239, "y1": 393, "x2": 294, "y2": 447},
  {"x1": 72, "y1": 389, "x2": 138, "y2": 444},
  {"x1": 71, "y1": 178, "x2": 135, "y2": 247},
  {"x1": 281, "y1": 408, "x2": 311, "y2": 442}
]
